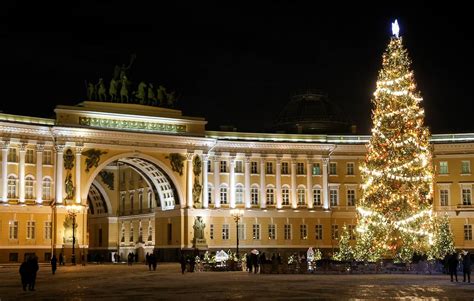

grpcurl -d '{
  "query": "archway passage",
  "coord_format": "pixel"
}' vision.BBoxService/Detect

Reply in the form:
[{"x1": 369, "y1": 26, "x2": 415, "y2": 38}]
[{"x1": 86, "y1": 156, "x2": 180, "y2": 263}]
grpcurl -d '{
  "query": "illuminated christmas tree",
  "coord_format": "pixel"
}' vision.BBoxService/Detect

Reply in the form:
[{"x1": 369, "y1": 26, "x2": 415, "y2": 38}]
[
  {"x1": 355, "y1": 20, "x2": 435, "y2": 263},
  {"x1": 429, "y1": 213, "x2": 455, "y2": 260},
  {"x1": 333, "y1": 224, "x2": 354, "y2": 262}
]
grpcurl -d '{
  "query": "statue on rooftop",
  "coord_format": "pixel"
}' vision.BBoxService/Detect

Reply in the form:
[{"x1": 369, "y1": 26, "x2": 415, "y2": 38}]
[
  {"x1": 157, "y1": 85, "x2": 166, "y2": 106},
  {"x1": 109, "y1": 78, "x2": 119, "y2": 101},
  {"x1": 87, "y1": 82, "x2": 96, "y2": 100},
  {"x1": 97, "y1": 78, "x2": 107, "y2": 101},
  {"x1": 136, "y1": 81, "x2": 147, "y2": 104},
  {"x1": 147, "y1": 83, "x2": 157, "y2": 105},
  {"x1": 119, "y1": 54, "x2": 136, "y2": 80},
  {"x1": 120, "y1": 76, "x2": 130, "y2": 103}
]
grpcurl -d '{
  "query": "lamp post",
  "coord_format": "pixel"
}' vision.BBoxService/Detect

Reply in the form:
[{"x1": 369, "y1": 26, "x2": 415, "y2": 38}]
[
  {"x1": 66, "y1": 204, "x2": 81, "y2": 265},
  {"x1": 230, "y1": 209, "x2": 244, "y2": 258}
]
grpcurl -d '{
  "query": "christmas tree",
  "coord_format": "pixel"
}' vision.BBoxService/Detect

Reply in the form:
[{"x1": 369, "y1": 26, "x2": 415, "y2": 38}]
[
  {"x1": 333, "y1": 224, "x2": 354, "y2": 262},
  {"x1": 355, "y1": 20, "x2": 434, "y2": 263},
  {"x1": 429, "y1": 213, "x2": 455, "y2": 260}
]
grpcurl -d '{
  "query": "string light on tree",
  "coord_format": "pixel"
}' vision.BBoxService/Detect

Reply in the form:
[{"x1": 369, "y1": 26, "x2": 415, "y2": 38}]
[{"x1": 355, "y1": 20, "x2": 436, "y2": 263}]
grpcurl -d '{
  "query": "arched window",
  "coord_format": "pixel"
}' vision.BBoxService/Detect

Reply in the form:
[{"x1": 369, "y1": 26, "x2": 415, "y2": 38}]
[
  {"x1": 121, "y1": 223, "x2": 125, "y2": 242},
  {"x1": 147, "y1": 189, "x2": 153, "y2": 209},
  {"x1": 297, "y1": 186, "x2": 306, "y2": 206},
  {"x1": 220, "y1": 185, "x2": 228, "y2": 204},
  {"x1": 7, "y1": 175, "x2": 17, "y2": 198},
  {"x1": 235, "y1": 184, "x2": 244, "y2": 204},
  {"x1": 282, "y1": 185, "x2": 290, "y2": 206},
  {"x1": 251, "y1": 185, "x2": 259, "y2": 206},
  {"x1": 130, "y1": 192, "x2": 134, "y2": 213},
  {"x1": 129, "y1": 222, "x2": 134, "y2": 242},
  {"x1": 138, "y1": 190, "x2": 143, "y2": 212},
  {"x1": 42, "y1": 178, "x2": 52, "y2": 200},
  {"x1": 266, "y1": 186, "x2": 275, "y2": 205},
  {"x1": 25, "y1": 176, "x2": 34, "y2": 199}
]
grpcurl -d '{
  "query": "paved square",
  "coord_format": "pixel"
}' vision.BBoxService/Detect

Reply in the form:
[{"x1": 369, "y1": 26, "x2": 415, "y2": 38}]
[{"x1": 0, "y1": 263, "x2": 473, "y2": 300}]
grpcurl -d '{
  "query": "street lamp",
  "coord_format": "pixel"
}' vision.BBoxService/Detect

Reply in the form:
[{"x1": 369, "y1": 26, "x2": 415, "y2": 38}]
[
  {"x1": 230, "y1": 209, "x2": 244, "y2": 258},
  {"x1": 66, "y1": 204, "x2": 82, "y2": 265}
]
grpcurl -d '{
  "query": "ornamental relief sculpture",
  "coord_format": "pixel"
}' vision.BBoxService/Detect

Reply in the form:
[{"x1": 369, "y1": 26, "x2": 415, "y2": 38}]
[
  {"x1": 82, "y1": 149, "x2": 108, "y2": 172},
  {"x1": 166, "y1": 153, "x2": 185, "y2": 176}
]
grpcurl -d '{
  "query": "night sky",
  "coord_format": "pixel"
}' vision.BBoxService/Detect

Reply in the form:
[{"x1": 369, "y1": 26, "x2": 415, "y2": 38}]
[{"x1": 0, "y1": 2, "x2": 472, "y2": 134}]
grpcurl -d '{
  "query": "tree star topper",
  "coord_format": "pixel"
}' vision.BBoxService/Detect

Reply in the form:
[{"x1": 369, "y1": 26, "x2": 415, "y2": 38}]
[{"x1": 392, "y1": 19, "x2": 400, "y2": 38}]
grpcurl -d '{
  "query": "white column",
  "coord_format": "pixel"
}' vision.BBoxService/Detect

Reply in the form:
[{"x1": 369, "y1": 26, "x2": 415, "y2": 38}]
[
  {"x1": 55, "y1": 145, "x2": 65, "y2": 203},
  {"x1": 276, "y1": 157, "x2": 282, "y2": 209},
  {"x1": 260, "y1": 159, "x2": 266, "y2": 209},
  {"x1": 306, "y1": 158, "x2": 313, "y2": 209},
  {"x1": 244, "y1": 157, "x2": 251, "y2": 208},
  {"x1": 18, "y1": 143, "x2": 26, "y2": 203},
  {"x1": 1, "y1": 141, "x2": 9, "y2": 202},
  {"x1": 291, "y1": 160, "x2": 297, "y2": 209},
  {"x1": 213, "y1": 157, "x2": 220, "y2": 208},
  {"x1": 186, "y1": 153, "x2": 193, "y2": 208},
  {"x1": 202, "y1": 155, "x2": 209, "y2": 209},
  {"x1": 229, "y1": 157, "x2": 236, "y2": 208},
  {"x1": 322, "y1": 158, "x2": 329, "y2": 210},
  {"x1": 75, "y1": 146, "x2": 82, "y2": 204},
  {"x1": 36, "y1": 144, "x2": 44, "y2": 203}
]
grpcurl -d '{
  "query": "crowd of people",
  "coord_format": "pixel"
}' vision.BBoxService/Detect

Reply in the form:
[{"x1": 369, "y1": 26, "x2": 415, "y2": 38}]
[
  {"x1": 19, "y1": 255, "x2": 39, "y2": 291},
  {"x1": 447, "y1": 250, "x2": 471, "y2": 283}
]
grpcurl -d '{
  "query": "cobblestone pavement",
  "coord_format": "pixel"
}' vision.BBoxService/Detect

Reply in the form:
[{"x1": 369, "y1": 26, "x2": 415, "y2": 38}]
[{"x1": 0, "y1": 263, "x2": 473, "y2": 300}]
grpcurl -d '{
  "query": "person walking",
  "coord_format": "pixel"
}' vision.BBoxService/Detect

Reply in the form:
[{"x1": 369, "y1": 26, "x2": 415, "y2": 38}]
[
  {"x1": 151, "y1": 253, "x2": 158, "y2": 271},
  {"x1": 28, "y1": 255, "x2": 39, "y2": 291},
  {"x1": 462, "y1": 250, "x2": 471, "y2": 283},
  {"x1": 448, "y1": 252, "x2": 459, "y2": 282},
  {"x1": 51, "y1": 254, "x2": 58, "y2": 275},
  {"x1": 19, "y1": 258, "x2": 30, "y2": 291},
  {"x1": 180, "y1": 254, "x2": 187, "y2": 274}
]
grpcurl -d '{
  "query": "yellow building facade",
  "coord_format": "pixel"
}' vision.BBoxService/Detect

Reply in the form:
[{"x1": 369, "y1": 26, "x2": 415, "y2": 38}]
[{"x1": 0, "y1": 101, "x2": 472, "y2": 263}]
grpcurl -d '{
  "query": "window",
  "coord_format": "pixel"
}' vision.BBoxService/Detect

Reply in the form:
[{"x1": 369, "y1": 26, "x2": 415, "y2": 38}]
[
  {"x1": 348, "y1": 225, "x2": 356, "y2": 240},
  {"x1": 297, "y1": 162, "x2": 305, "y2": 175},
  {"x1": 464, "y1": 224, "x2": 473, "y2": 240},
  {"x1": 220, "y1": 161, "x2": 227, "y2": 173},
  {"x1": 42, "y1": 178, "x2": 52, "y2": 200},
  {"x1": 266, "y1": 187, "x2": 274, "y2": 205},
  {"x1": 167, "y1": 223, "x2": 172, "y2": 244},
  {"x1": 44, "y1": 221, "x2": 52, "y2": 240},
  {"x1": 25, "y1": 176, "x2": 34, "y2": 199},
  {"x1": 27, "y1": 221, "x2": 35, "y2": 239},
  {"x1": 268, "y1": 224, "x2": 276, "y2": 240},
  {"x1": 8, "y1": 148, "x2": 17, "y2": 162},
  {"x1": 331, "y1": 225, "x2": 339, "y2": 240},
  {"x1": 439, "y1": 161, "x2": 448, "y2": 174},
  {"x1": 330, "y1": 188, "x2": 339, "y2": 206},
  {"x1": 300, "y1": 224, "x2": 308, "y2": 240},
  {"x1": 329, "y1": 163, "x2": 337, "y2": 175},
  {"x1": 130, "y1": 224, "x2": 134, "y2": 242},
  {"x1": 238, "y1": 223, "x2": 245, "y2": 240},
  {"x1": 281, "y1": 162, "x2": 289, "y2": 175},
  {"x1": 252, "y1": 224, "x2": 260, "y2": 240},
  {"x1": 43, "y1": 150, "x2": 52, "y2": 165},
  {"x1": 148, "y1": 190, "x2": 153, "y2": 208},
  {"x1": 297, "y1": 187, "x2": 305, "y2": 206},
  {"x1": 121, "y1": 224, "x2": 125, "y2": 242},
  {"x1": 312, "y1": 163, "x2": 321, "y2": 175},
  {"x1": 148, "y1": 225, "x2": 153, "y2": 241},
  {"x1": 347, "y1": 189, "x2": 356, "y2": 206},
  {"x1": 207, "y1": 160, "x2": 212, "y2": 172},
  {"x1": 8, "y1": 176, "x2": 17, "y2": 198},
  {"x1": 222, "y1": 225, "x2": 229, "y2": 240},
  {"x1": 251, "y1": 186, "x2": 259, "y2": 205},
  {"x1": 235, "y1": 161, "x2": 243, "y2": 173},
  {"x1": 220, "y1": 186, "x2": 228, "y2": 204},
  {"x1": 121, "y1": 193, "x2": 126, "y2": 212},
  {"x1": 462, "y1": 188, "x2": 472, "y2": 205},
  {"x1": 313, "y1": 188, "x2": 321, "y2": 206},
  {"x1": 130, "y1": 194, "x2": 134, "y2": 212},
  {"x1": 282, "y1": 187, "x2": 290, "y2": 206},
  {"x1": 266, "y1": 162, "x2": 273, "y2": 174},
  {"x1": 9, "y1": 220, "x2": 18, "y2": 239},
  {"x1": 208, "y1": 185, "x2": 213, "y2": 204},
  {"x1": 251, "y1": 162, "x2": 258, "y2": 173},
  {"x1": 284, "y1": 224, "x2": 292, "y2": 240},
  {"x1": 461, "y1": 161, "x2": 471, "y2": 174},
  {"x1": 440, "y1": 189, "x2": 449, "y2": 206},
  {"x1": 347, "y1": 163, "x2": 354, "y2": 175},
  {"x1": 236, "y1": 185, "x2": 244, "y2": 204},
  {"x1": 26, "y1": 149, "x2": 34, "y2": 163},
  {"x1": 315, "y1": 224, "x2": 323, "y2": 240},
  {"x1": 210, "y1": 224, "x2": 214, "y2": 240},
  {"x1": 138, "y1": 192, "x2": 143, "y2": 212}
]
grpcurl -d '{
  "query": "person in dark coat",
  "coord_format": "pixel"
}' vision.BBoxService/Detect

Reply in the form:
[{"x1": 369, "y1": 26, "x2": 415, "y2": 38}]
[
  {"x1": 51, "y1": 255, "x2": 58, "y2": 275},
  {"x1": 252, "y1": 253, "x2": 259, "y2": 274},
  {"x1": 28, "y1": 256, "x2": 39, "y2": 291},
  {"x1": 19, "y1": 258, "x2": 30, "y2": 291},
  {"x1": 180, "y1": 255, "x2": 187, "y2": 274},
  {"x1": 462, "y1": 250, "x2": 471, "y2": 283},
  {"x1": 448, "y1": 252, "x2": 459, "y2": 282},
  {"x1": 151, "y1": 253, "x2": 158, "y2": 271},
  {"x1": 246, "y1": 253, "x2": 252, "y2": 273}
]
